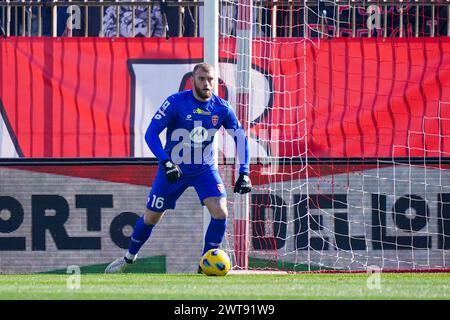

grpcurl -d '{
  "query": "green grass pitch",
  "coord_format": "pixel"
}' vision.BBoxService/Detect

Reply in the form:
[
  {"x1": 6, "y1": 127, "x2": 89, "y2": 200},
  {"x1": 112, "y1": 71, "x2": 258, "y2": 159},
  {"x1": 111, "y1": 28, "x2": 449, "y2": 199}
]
[{"x1": 0, "y1": 273, "x2": 449, "y2": 300}]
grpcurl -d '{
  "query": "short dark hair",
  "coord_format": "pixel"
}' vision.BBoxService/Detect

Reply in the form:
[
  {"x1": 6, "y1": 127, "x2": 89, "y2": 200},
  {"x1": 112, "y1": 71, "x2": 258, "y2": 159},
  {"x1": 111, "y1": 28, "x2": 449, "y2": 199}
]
[{"x1": 193, "y1": 62, "x2": 214, "y2": 75}]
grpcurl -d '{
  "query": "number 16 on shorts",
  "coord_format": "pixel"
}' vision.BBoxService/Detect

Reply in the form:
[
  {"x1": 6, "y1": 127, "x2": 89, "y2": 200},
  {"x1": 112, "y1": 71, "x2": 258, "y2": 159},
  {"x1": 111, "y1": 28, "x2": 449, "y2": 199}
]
[{"x1": 148, "y1": 195, "x2": 165, "y2": 210}]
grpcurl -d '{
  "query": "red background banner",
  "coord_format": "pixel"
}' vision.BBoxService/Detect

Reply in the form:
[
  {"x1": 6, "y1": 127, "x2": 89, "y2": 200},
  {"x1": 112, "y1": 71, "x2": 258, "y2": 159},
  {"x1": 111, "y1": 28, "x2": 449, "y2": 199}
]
[{"x1": 1, "y1": 37, "x2": 450, "y2": 158}]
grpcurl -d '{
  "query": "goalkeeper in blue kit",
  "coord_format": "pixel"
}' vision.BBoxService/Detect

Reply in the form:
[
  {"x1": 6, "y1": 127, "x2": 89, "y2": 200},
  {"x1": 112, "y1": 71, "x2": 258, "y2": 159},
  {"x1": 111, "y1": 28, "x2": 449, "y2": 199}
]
[{"x1": 105, "y1": 62, "x2": 251, "y2": 273}]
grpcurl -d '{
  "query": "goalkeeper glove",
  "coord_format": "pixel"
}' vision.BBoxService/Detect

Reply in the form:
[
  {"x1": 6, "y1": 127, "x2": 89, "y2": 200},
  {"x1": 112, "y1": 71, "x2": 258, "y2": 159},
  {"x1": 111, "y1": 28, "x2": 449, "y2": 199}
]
[
  {"x1": 162, "y1": 160, "x2": 182, "y2": 182},
  {"x1": 233, "y1": 173, "x2": 252, "y2": 194}
]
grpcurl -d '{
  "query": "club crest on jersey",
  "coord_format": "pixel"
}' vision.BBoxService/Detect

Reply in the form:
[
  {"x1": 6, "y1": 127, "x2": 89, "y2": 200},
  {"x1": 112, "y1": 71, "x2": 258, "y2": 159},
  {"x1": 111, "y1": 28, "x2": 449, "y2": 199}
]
[
  {"x1": 211, "y1": 115, "x2": 219, "y2": 126},
  {"x1": 193, "y1": 108, "x2": 211, "y2": 116}
]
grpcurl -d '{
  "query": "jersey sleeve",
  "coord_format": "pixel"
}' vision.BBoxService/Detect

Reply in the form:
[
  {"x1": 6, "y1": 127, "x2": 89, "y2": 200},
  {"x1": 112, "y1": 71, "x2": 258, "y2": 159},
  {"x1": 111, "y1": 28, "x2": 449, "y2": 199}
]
[
  {"x1": 144, "y1": 96, "x2": 175, "y2": 162},
  {"x1": 223, "y1": 105, "x2": 250, "y2": 174}
]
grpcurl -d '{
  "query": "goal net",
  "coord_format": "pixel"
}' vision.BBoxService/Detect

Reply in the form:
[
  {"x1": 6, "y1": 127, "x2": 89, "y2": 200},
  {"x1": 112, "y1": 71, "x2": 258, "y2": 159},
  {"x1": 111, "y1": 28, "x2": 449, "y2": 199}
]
[{"x1": 217, "y1": 0, "x2": 450, "y2": 272}]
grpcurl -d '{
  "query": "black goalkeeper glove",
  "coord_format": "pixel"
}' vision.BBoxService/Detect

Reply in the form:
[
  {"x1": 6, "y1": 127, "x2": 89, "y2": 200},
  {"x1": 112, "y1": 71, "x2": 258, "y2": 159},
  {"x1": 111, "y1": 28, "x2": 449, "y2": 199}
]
[
  {"x1": 162, "y1": 160, "x2": 182, "y2": 182},
  {"x1": 233, "y1": 173, "x2": 252, "y2": 194}
]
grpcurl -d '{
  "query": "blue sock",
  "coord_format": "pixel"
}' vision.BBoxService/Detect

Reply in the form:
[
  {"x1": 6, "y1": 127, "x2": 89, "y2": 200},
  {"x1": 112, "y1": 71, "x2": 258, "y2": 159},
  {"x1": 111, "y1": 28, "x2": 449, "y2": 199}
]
[
  {"x1": 202, "y1": 217, "x2": 227, "y2": 255},
  {"x1": 128, "y1": 216, "x2": 155, "y2": 255}
]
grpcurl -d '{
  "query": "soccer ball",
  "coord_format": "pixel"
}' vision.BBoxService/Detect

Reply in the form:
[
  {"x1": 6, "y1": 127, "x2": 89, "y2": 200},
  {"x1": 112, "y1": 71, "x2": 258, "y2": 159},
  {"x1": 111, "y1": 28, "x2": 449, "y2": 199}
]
[{"x1": 200, "y1": 249, "x2": 231, "y2": 276}]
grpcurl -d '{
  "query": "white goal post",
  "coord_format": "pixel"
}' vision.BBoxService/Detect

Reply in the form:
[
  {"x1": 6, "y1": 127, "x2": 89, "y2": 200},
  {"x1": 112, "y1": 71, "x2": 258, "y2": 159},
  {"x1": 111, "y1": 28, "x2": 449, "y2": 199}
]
[
  {"x1": 207, "y1": 0, "x2": 450, "y2": 273},
  {"x1": 204, "y1": 0, "x2": 253, "y2": 270}
]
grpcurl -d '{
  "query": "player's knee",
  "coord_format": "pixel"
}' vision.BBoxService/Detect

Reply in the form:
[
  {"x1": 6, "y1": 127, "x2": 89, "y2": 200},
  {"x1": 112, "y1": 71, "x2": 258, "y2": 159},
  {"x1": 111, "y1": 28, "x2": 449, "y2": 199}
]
[
  {"x1": 213, "y1": 209, "x2": 227, "y2": 220},
  {"x1": 208, "y1": 205, "x2": 227, "y2": 219},
  {"x1": 143, "y1": 209, "x2": 165, "y2": 225},
  {"x1": 204, "y1": 197, "x2": 228, "y2": 219}
]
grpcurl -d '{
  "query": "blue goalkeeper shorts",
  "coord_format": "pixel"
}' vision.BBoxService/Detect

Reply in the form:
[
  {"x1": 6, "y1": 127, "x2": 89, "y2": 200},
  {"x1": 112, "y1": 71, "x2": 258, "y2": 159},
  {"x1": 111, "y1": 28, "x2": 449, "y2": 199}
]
[{"x1": 146, "y1": 166, "x2": 227, "y2": 212}]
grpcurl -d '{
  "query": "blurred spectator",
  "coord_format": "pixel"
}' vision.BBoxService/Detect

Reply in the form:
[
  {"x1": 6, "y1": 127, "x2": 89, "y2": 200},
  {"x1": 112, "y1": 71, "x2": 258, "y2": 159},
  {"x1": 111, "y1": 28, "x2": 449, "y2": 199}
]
[
  {"x1": 102, "y1": 0, "x2": 164, "y2": 37},
  {"x1": 257, "y1": 2, "x2": 448, "y2": 38},
  {"x1": 0, "y1": 1, "x2": 38, "y2": 36},
  {"x1": 219, "y1": 2, "x2": 268, "y2": 38},
  {"x1": 165, "y1": 3, "x2": 197, "y2": 37},
  {"x1": 0, "y1": 0, "x2": 101, "y2": 37},
  {"x1": 0, "y1": 1, "x2": 447, "y2": 38}
]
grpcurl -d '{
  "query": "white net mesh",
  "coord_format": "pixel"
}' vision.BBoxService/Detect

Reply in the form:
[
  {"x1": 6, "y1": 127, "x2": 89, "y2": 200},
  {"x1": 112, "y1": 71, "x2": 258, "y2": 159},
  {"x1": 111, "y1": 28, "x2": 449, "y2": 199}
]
[{"x1": 217, "y1": 0, "x2": 450, "y2": 272}]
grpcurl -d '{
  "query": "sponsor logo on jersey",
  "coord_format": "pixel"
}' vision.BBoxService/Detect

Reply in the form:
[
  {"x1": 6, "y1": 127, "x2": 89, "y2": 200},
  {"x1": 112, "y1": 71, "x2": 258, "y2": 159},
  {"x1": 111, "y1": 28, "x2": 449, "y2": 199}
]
[
  {"x1": 158, "y1": 100, "x2": 171, "y2": 115},
  {"x1": 193, "y1": 108, "x2": 211, "y2": 116},
  {"x1": 185, "y1": 114, "x2": 192, "y2": 121},
  {"x1": 211, "y1": 115, "x2": 219, "y2": 126}
]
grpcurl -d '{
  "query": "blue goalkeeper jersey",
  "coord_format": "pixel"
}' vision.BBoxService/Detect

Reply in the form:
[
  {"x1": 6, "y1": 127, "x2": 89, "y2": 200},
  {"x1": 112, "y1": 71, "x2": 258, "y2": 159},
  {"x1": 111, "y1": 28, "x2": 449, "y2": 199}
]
[{"x1": 145, "y1": 90, "x2": 250, "y2": 175}]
